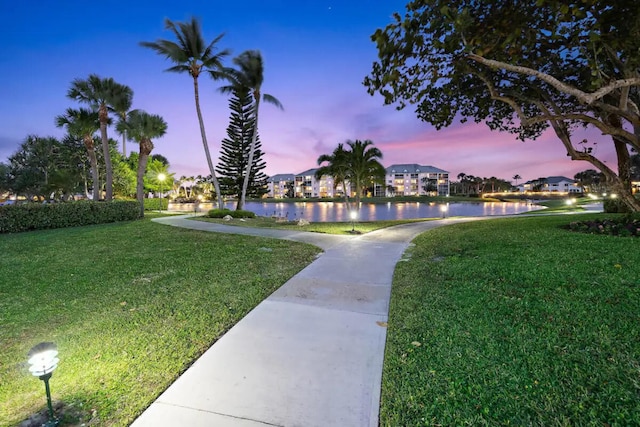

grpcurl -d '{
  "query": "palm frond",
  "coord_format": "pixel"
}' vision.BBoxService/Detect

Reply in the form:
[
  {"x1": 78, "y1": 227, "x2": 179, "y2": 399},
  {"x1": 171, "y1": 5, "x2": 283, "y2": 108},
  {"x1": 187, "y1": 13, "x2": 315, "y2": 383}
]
[{"x1": 263, "y1": 93, "x2": 283, "y2": 110}]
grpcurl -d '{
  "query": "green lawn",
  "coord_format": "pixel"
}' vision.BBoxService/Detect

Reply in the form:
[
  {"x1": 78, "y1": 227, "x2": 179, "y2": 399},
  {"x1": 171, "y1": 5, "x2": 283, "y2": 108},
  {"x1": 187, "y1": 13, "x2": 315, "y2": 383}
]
[
  {"x1": 0, "y1": 217, "x2": 320, "y2": 426},
  {"x1": 381, "y1": 214, "x2": 640, "y2": 426}
]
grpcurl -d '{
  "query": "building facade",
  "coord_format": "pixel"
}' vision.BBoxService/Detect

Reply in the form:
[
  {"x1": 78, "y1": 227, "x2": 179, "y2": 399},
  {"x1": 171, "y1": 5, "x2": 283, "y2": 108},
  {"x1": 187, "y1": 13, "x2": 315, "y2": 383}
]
[
  {"x1": 517, "y1": 176, "x2": 580, "y2": 194},
  {"x1": 382, "y1": 164, "x2": 450, "y2": 196},
  {"x1": 266, "y1": 164, "x2": 451, "y2": 198},
  {"x1": 266, "y1": 174, "x2": 295, "y2": 198}
]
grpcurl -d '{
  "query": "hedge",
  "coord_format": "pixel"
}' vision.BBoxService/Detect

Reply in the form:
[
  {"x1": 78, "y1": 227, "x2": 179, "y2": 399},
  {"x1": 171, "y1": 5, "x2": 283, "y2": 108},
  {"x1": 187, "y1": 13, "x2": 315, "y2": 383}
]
[
  {"x1": 0, "y1": 200, "x2": 140, "y2": 234},
  {"x1": 143, "y1": 198, "x2": 168, "y2": 211}
]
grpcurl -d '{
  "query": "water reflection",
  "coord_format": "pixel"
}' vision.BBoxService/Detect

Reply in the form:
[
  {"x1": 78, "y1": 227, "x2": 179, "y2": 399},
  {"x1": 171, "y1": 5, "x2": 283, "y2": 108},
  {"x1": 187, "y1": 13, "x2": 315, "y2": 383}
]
[{"x1": 168, "y1": 200, "x2": 545, "y2": 222}]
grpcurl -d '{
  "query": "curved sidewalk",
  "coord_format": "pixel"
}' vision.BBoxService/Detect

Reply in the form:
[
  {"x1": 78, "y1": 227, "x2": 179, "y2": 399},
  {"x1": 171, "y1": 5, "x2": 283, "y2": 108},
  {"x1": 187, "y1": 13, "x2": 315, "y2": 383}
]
[{"x1": 131, "y1": 215, "x2": 483, "y2": 427}]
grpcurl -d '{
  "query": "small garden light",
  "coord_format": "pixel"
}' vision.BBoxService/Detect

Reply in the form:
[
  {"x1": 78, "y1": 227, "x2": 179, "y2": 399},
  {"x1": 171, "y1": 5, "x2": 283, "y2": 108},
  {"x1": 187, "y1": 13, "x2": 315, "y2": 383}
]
[
  {"x1": 27, "y1": 342, "x2": 59, "y2": 426},
  {"x1": 350, "y1": 210, "x2": 358, "y2": 233},
  {"x1": 440, "y1": 204, "x2": 448, "y2": 218}
]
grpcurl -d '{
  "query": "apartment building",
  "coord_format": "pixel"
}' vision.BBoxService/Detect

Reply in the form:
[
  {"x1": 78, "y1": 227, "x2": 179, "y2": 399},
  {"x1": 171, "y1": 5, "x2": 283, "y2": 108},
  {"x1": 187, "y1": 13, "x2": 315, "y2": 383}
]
[
  {"x1": 266, "y1": 163, "x2": 451, "y2": 198},
  {"x1": 517, "y1": 176, "x2": 580, "y2": 194},
  {"x1": 382, "y1": 164, "x2": 450, "y2": 196},
  {"x1": 266, "y1": 174, "x2": 295, "y2": 198}
]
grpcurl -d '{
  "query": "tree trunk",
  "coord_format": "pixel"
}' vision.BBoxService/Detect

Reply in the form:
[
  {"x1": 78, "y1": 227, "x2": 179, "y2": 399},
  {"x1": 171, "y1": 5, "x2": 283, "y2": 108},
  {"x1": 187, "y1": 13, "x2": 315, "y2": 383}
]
[
  {"x1": 99, "y1": 104, "x2": 113, "y2": 201},
  {"x1": 193, "y1": 76, "x2": 224, "y2": 209},
  {"x1": 84, "y1": 135, "x2": 100, "y2": 201},
  {"x1": 136, "y1": 139, "x2": 153, "y2": 218},
  {"x1": 239, "y1": 96, "x2": 261, "y2": 211},
  {"x1": 341, "y1": 181, "x2": 351, "y2": 212}
]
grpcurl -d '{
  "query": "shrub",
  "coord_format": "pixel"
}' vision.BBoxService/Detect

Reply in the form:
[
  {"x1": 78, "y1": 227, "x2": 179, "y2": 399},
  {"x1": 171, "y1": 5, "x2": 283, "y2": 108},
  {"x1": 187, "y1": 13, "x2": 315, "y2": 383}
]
[
  {"x1": 0, "y1": 200, "x2": 139, "y2": 233},
  {"x1": 603, "y1": 198, "x2": 631, "y2": 213},
  {"x1": 143, "y1": 198, "x2": 168, "y2": 211},
  {"x1": 566, "y1": 214, "x2": 640, "y2": 237},
  {"x1": 207, "y1": 208, "x2": 256, "y2": 219}
]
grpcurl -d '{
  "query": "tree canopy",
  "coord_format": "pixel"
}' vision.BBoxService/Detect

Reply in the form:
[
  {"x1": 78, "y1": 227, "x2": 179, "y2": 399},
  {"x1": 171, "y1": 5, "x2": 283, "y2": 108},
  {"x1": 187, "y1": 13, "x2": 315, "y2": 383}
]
[{"x1": 365, "y1": 0, "x2": 640, "y2": 211}]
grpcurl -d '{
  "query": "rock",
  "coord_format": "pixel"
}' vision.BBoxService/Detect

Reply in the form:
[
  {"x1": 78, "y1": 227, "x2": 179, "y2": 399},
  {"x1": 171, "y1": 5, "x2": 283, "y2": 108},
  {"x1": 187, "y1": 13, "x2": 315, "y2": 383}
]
[
  {"x1": 275, "y1": 217, "x2": 289, "y2": 223},
  {"x1": 223, "y1": 215, "x2": 233, "y2": 221},
  {"x1": 297, "y1": 218, "x2": 310, "y2": 226}
]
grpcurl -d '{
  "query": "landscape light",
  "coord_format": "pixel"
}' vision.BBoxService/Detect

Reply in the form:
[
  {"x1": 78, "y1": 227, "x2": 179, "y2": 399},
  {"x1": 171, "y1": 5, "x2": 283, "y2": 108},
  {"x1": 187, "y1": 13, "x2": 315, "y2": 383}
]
[
  {"x1": 350, "y1": 210, "x2": 358, "y2": 232},
  {"x1": 27, "y1": 342, "x2": 59, "y2": 426},
  {"x1": 440, "y1": 204, "x2": 448, "y2": 218}
]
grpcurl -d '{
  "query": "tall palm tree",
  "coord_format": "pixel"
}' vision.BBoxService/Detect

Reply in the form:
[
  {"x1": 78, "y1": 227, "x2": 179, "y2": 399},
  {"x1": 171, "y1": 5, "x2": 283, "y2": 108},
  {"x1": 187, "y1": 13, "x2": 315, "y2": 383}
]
[
  {"x1": 512, "y1": 174, "x2": 522, "y2": 186},
  {"x1": 219, "y1": 50, "x2": 283, "y2": 210},
  {"x1": 140, "y1": 17, "x2": 229, "y2": 209},
  {"x1": 344, "y1": 139, "x2": 386, "y2": 209},
  {"x1": 111, "y1": 89, "x2": 135, "y2": 156},
  {"x1": 67, "y1": 74, "x2": 132, "y2": 201},
  {"x1": 54, "y1": 108, "x2": 101, "y2": 201},
  {"x1": 120, "y1": 110, "x2": 168, "y2": 217},
  {"x1": 316, "y1": 143, "x2": 351, "y2": 211}
]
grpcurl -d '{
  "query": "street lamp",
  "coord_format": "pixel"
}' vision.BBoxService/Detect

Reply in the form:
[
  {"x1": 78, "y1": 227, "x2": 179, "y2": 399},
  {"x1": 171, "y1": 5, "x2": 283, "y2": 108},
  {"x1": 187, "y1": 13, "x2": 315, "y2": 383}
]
[
  {"x1": 157, "y1": 173, "x2": 166, "y2": 213},
  {"x1": 27, "y1": 342, "x2": 59, "y2": 427},
  {"x1": 350, "y1": 210, "x2": 358, "y2": 233}
]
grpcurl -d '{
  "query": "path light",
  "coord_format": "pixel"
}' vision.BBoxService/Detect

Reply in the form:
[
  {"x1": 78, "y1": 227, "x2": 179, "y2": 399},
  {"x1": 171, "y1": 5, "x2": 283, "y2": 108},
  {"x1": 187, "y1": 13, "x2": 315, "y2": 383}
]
[
  {"x1": 350, "y1": 210, "x2": 358, "y2": 233},
  {"x1": 157, "y1": 173, "x2": 166, "y2": 213},
  {"x1": 27, "y1": 342, "x2": 59, "y2": 426},
  {"x1": 440, "y1": 204, "x2": 448, "y2": 218}
]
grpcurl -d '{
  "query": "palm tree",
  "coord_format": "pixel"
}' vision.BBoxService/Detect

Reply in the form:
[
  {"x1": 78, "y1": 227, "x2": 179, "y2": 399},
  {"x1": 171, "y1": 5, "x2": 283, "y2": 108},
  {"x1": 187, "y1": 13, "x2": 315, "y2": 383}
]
[
  {"x1": 219, "y1": 50, "x2": 283, "y2": 210},
  {"x1": 111, "y1": 89, "x2": 135, "y2": 156},
  {"x1": 140, "y1": 17, "x2": 229, "y2": 209},
  {"x1": 120, "y1": 110, "x2": 168, "y2": 217},
  {"x1": 344, "y1": 139, "x2": 386, "y2": 209},
  {"x1": 67, "y1": 74, "x2": 132, "y2": 201},
  {"x1": 512, "y1": 174, "x2": 522, "y2": 186},
  {"x1": 54, "y1": 108, "x2": 101, "y2": 201},
  {"x1": 316, "y1": 143, "x2": 351, "y2": 210}
]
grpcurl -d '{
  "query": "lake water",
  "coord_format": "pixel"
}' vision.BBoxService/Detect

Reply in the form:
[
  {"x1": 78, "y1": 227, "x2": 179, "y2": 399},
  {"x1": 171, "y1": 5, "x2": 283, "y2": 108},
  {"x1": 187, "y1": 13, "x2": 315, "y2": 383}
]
[{"x1": 168, "y1": 200, "x2": 545, "y2": 222}]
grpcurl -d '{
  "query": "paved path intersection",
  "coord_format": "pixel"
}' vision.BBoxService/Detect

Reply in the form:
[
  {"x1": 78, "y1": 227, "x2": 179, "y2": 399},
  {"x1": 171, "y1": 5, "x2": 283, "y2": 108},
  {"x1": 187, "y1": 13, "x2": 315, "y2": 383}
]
[{"x1": 131, "y1": 215, "x2": 484, "y2": 427}]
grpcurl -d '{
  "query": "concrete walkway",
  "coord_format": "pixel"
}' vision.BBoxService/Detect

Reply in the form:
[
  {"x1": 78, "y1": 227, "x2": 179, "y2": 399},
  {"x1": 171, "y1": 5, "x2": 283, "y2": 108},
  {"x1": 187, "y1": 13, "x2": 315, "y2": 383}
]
[{"x1": 131, "y1": 215, "x2": 483, "y2": 427}]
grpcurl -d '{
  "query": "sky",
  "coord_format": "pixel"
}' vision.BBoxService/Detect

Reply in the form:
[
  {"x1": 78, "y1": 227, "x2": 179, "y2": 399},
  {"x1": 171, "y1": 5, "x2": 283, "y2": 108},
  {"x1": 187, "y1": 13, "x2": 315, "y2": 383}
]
[{"x1": 0, "y1": 0, "x2": 616, "y2": 184}]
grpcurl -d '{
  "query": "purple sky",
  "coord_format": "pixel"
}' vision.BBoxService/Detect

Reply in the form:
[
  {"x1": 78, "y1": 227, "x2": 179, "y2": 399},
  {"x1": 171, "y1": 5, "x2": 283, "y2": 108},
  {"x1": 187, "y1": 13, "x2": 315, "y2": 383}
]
[{"x1": 0, "y1": 0, "x2": 615, "y2": 183}]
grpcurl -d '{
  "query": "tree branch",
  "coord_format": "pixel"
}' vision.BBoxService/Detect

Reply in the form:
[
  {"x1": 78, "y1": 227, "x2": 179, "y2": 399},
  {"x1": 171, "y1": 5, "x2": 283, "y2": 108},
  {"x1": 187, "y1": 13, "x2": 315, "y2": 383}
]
[{"x1": 467, "y1": 53, "x2": 640, "y2": 106}]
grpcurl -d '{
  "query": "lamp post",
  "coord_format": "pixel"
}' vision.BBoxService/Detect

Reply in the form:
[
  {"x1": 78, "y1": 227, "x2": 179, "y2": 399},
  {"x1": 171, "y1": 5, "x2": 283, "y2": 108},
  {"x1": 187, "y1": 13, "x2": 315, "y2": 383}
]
[
  {"x1": 157, "y1": 173, "x2": 166, "y2": 213},
  {"x1": 27, "y1": 342, "x2": 59, "y2": 427},
  {"x1": 350, "y1": 210, "x2": 358, "y2": 233}
]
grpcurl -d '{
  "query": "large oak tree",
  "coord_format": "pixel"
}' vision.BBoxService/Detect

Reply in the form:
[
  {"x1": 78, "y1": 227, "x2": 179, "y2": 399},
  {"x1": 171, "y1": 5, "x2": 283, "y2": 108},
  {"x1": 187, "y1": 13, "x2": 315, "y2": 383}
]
[{"x1": 365, "y1": 0, "x2": 640, "y2": 211}]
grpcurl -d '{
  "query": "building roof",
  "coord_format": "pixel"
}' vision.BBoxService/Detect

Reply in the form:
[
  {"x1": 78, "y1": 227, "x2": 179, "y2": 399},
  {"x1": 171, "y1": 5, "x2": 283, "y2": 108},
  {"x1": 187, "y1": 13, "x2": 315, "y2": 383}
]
[
  {"x1": 386, "y1": 164, "x2": 449, "y2": 174},
  {"x1": 296, "y1": 168, "x2": 318, "y2": 176},
  {"x1": 268, "y1": 174, "x2": 295, "y2": 182},
  {"x1": 546, "y1": 176, "x2": 576, "y2": 184}
]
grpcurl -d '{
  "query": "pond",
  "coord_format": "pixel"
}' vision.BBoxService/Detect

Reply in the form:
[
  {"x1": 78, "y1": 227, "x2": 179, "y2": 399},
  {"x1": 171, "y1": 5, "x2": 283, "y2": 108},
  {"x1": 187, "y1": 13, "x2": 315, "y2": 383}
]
[{"x1": 167, "y1": 200, "x2": 545, "y2": 222}]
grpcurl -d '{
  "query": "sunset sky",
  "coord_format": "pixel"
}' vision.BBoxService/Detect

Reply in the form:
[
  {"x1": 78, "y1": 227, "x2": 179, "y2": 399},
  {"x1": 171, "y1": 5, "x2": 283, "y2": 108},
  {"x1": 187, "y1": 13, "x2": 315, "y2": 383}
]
[{"x1": 0, "y1": 0, "x2": 615, "y2": 183}]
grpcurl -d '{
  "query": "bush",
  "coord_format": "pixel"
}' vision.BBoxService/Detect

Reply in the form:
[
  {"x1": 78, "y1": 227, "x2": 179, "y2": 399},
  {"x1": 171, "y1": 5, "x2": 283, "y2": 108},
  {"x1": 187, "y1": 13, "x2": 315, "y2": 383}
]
[
  {"x1": 143, "y1": 198, "x2": 168, "y2": 211},
  {"x1": 567, "y1": 214, "x2": 640, "y2": 237},
  {"x1": 603, "y1": 198, "x2": 631, "y2": 213},
  {"x1": 0, "y1": 200, "x2": 139, "y2": 233},
  {"x1": 207, "y1": 208, "x2": 256, "y2": 219}
]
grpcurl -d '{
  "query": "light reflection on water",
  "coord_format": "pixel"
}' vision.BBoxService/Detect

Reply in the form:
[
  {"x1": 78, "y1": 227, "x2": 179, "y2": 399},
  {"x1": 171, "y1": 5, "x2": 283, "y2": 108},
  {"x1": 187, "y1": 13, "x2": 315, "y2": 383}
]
[{"x1": 168, "y1": 201, "x2": 544, "y2": 222}]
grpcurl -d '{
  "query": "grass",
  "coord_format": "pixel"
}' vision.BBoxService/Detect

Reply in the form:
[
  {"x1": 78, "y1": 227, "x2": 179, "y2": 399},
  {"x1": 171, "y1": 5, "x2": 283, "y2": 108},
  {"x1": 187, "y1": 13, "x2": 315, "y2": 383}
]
[
  {"x1": 0, "y1": 216, "x2": 320, "y2": 426},
  {"x1": 194, "y1": 215, "x2": 437, "y2": 235},
  {"x1": 381, "y1": 214, "x2": 640, "y2": 426}
]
